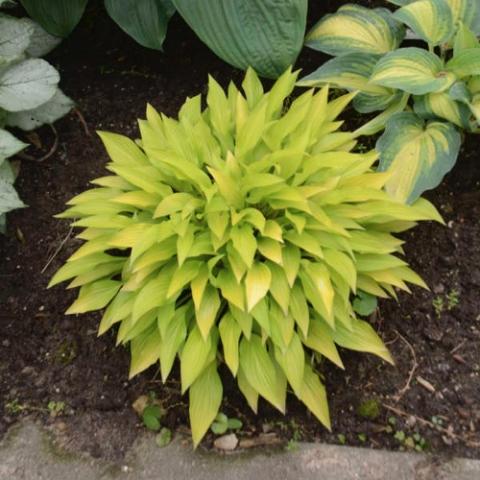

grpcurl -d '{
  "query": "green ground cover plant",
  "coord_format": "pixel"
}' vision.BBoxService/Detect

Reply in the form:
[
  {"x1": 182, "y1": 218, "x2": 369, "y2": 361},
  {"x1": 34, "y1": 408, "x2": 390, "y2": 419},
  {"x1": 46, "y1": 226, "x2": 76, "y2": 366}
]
[{"x1": 0, "y1": 5, "x2": 72, "y2": 231}]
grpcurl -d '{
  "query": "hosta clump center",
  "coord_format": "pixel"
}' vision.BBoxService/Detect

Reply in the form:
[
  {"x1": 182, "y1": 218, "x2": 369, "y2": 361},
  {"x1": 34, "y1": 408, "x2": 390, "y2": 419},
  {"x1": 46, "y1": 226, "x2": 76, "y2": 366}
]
[{"x1": 51, "y1": 68, "x2": 441, "y2": 446}]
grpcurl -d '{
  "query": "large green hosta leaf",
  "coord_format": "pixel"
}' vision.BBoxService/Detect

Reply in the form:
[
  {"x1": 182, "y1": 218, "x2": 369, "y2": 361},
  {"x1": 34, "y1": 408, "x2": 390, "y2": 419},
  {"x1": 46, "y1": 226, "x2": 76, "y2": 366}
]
[
  {"x1": 306, "y1": 5, "x2": 404, "y2": 56},
  {"x1": 172, "y1": 0, "x2": 307, "y2": 78},
  {"x1": 376, "y1": 112, "x2": 461, "y2": 203},
  {"x1": 104, "y1": 0, "x2": 175, "y2": 51},
  {"x1": 20, "y1": 0, "x2": 88, "y2": 38}
]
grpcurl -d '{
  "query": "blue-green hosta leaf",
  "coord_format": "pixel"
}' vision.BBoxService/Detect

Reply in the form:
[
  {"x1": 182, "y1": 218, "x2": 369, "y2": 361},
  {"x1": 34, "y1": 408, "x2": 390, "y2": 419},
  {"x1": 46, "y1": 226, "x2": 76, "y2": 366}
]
[
  {"x1": 0, "y1": 128, "x2": 27, "y2": 160},
  {"x1": 447, "y1": 48, "x2": 480, "y2": 78},
  {"x1": 0, "y1": 15, "x2": 33, "y2": 61},
  {"x1": 173, "y1": 0, "x2": 307, "y2": 79},
  {"x1": 0, "y1": 59, "x2": 59, "y2": 112},
  {"x1": 414, "y1": 91, "x2": 472, "y2": 128},
  {"x1": 376, "y1": 112, "x2": 461, "y2": 203},
  {"x1": 105, "y1": 0, "x2": 175, "y2": 51},
  {"x1": 306, "y1": 5, "x2": 404, "y2": 56},
  {"x1": 19, "y1": 0, "x2": 88, "y2": 38},
  {"x1": 393, "y1": 0, "x2": 454, "y2": 46},
  {"x1": 371, "y1": 48, "x2": 456, "y2": 95},
  {"x1": 7, "y1": 89, "x2": 74, "y2": 131}
]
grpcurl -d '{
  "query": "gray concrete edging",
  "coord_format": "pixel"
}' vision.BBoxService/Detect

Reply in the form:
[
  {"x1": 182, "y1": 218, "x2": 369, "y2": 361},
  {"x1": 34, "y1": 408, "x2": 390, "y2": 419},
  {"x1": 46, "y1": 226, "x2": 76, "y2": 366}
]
[{"x1": 1, "y1": 421, "x2": 479, "y2": 480}]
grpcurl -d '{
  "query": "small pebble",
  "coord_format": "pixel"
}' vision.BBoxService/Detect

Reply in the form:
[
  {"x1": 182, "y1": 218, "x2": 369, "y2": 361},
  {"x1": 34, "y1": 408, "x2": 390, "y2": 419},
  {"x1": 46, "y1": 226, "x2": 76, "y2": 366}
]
[{"x1": 214, "y1": 433, "x2": 238, "y2": 451}]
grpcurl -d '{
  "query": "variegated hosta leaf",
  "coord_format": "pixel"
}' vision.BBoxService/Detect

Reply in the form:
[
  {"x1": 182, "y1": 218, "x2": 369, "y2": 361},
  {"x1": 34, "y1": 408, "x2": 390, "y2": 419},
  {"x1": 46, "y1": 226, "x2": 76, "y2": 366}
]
[
  {"x1": 452, "y1": 78, "x2": 480, "y2": 124},
  {"x1": 414, "y1": 91, "x2": 472, "y2": 129},
  {"x1": 305, "y1": 5, "x2": 405, "y2": 56},
  {"x1": 447, "y1": 0, "x2": 480, "y2": 34},
  {"x1": 453, "y1": 22, "x2": 480, "y2": 54},
  {"x1": 52, "y1": 68, "x2": 442, "y2": 447},
  {"x1": 447, "y1": 48, "x2": 480, "y2": 78},
  {"x1": 387, "y1": 0, "x2": 480, "y2": 34},
  {"x1": 371, "y1": 47, "x2": 456, "y2": 95},
  {"x1": 377, "y1": 112, "x2": 461, "y2": 203},
  {"x1": 297, "y1": 53, "x2": 401, "y2": 113},
  {"x1": 393, "y1": 0, "x2": 454, "y2": 46}
]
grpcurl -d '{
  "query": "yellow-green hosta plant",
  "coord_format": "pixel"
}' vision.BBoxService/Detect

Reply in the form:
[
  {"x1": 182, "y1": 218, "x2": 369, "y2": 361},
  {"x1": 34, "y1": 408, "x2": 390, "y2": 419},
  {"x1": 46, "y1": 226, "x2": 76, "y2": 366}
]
[
  {"x1": 299, "y1": 0, "x2": 480, "y2": 203},
  {"x1": 50, "y1": 68, "x2": 442, "y2": 447}
]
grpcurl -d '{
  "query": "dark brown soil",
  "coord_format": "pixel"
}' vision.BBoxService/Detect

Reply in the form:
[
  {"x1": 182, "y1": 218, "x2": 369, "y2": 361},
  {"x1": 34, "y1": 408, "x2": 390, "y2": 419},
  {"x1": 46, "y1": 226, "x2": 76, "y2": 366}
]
[{"x1": 1, "y1": 1, "x2": 479, "y2": 461}]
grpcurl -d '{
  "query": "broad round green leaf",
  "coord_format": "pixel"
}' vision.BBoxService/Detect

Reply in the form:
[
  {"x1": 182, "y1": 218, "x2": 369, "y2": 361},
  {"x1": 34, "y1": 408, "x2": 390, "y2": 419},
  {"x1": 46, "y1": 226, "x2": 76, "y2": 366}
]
[
  {"x1": 20, "y1": 0, "x2": 88, "y2": 38},
  {"x1": 376, "y1": 112, "x2": 461, "y2": 203},
  {"x1": 0, "y1": 59, "x2": 59, "y2": 112},
  {"x1": 0, "y1": 128, "x2": 27, "y2": 160},
  {"x1": 105, "y1": 0, "x2": 175, "y2": 51},
  {"x1": 7, "y1": 89, "x2": 74, "y2": 131},
  {"x1": 0, "y1": 177, "x2": 25, "y2": 216},
  {"x1": 0, "y1": 16, "x2": 33, "y2": 61},
  {"x1": 173, "y1": 0, "x2": 307, "y2": 79},
  {"x1": 23, "y1": 18, "x2": 62, "y2": 57}
]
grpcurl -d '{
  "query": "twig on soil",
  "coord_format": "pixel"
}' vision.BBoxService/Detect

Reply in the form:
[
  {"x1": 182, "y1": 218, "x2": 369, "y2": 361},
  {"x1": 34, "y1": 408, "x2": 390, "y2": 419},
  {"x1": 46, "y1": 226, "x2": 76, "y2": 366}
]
[
  {"x1": 416, "y1": 376, "x2": 436, "y2": 393},
  {"x1": 382, "y1": 404, "x2": 458, "y2": 440},
  {"x1": 450, "y1": 340, "x2": 466, "y2": 355},
  {"x1": 392, "y1": 330, "x2": 418, "y2": 401},
  {"x1": 74, "y1": 108, "x2": 91, "y2": 137},
  {"x1": 41, "y1": 226, "x2": 74, "y2": 274},
  {"x1": 18, "y1": 125, "x2": 59, "y2": 163}
]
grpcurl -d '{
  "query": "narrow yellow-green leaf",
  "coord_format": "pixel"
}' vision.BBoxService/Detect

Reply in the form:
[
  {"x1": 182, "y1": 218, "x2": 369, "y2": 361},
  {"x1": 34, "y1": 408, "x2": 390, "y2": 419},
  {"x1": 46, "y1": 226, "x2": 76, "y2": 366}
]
[
  {"x1": 66, "y1": 280, "x2": 121, "y2": 314},
  {"x1": 245, "y1": 262, "x2": 271, "y2": 312},
  {"x1": 189, "y1": 362, "x2": 222, "y2": 448}
]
